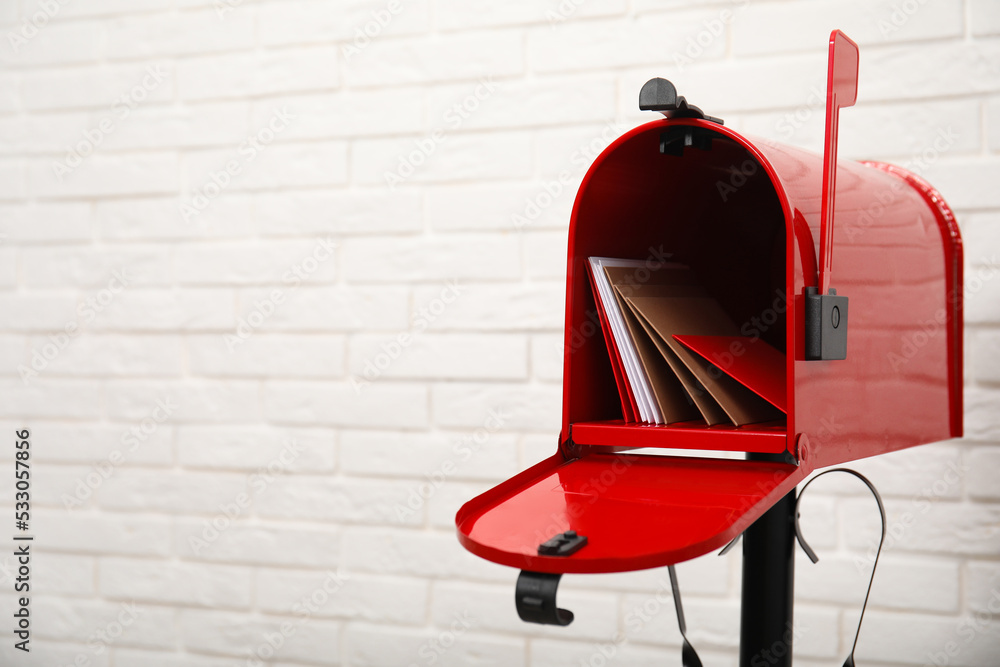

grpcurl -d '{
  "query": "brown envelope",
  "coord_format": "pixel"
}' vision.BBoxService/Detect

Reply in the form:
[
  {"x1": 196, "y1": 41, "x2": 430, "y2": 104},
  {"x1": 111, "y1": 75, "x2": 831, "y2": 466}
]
[{"x1": 625, "y1": 294, "x2": 784, "y2": 426}]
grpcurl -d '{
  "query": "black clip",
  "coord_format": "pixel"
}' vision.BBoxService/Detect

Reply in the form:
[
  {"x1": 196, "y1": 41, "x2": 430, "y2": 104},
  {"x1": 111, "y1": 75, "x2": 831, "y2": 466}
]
[
  {"x1": 515, "y1": 571, "x2": 573, "y2": 626},
  {"x1": 538, "y1": 530, "x2": 588, "y2": 557},
  {"x1": 639, "y1": 77, "x2": 723, "y2": 125},
  {"x1": 804, "y1": 286, "x2": 848, "y2": 360}
]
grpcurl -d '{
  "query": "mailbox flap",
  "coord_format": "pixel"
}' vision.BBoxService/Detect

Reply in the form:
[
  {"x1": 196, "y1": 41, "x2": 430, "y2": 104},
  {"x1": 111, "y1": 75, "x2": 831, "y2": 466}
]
[{"x1": 456, "y1": 452, "x2": 812, "y2": 573}]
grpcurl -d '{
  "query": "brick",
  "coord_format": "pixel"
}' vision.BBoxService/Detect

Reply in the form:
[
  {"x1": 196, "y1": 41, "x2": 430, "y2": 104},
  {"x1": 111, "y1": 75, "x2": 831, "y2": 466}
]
[
  {"x1": 255, "y1": 189, "x2": 422, "y2": 237},
  {"x1": 31, "y1": 552, "x2": 95, "y2": 596},
  {"x1": 103, "y1": 380, "x2": 256, "y2": 423},
  {"x1": 35, "y1": 596, "x2": 174, "y2": 649},
  {"x1": 0, "y1": 379, "x2": 101, "y2": 418},
  {"x1": 528, "y1": 10, "x2": 727, "y2": 74},
  {"x1": 346, "y1": 623, "x2": 524, "y2": 667},
  {"x1": 742, "y1": 100, "x2": 980, "y2": 161},
  {"x1": 265, "y1": 379, "x2": 428, "y2": 428},
  {"x1": 177, "y1": 424, "x2": 336, "y2": 472},
  {"x1": 98, "y1": 469, "x2": 251, "y2": 513},
  {"x1": 861, "y1": 40, "x2": 1000, "y2": 103},
  {"x1": 99, "y1": 557, "x2": 252, "y2": 609},
  {"x1": 971, "y1": 0, "x2": 1000, "y2": 36},
  {"x1": 45, "y1": 0, "x2": 172, "y2": 19},
  {"x1": 847, "y1": 610, "x2": 1000, "y2": 666},
  {"x1": 970, "y1": 329, "x2": 1000, "y2": 384},
  {"x1": 432, "y1": 580, "x2": 618, "y2": 640},
  {"x1": 92, "y1": 289, "x2": 235, "y2": 331},
  {"x1": 0, "y1": 248, "x2": 15, "y2": 288},
  {"x1": 236, "y1": 286, "x2": 410, "y2": 332},
  {"x1": 21, "y1": 61, "x2": 173, "y2": 111},
  {"x1": 427, "y1": 480, "x2": 495, "y2": 529},
  {"x1": 435, "y1": 0, "x2": 626, "y2": 31},
  {"x1": 962, "y1": 212, "x2": 1000, "y2": 264},
  {"x1": 0, "y1": 642, "x2": 107, "y2": 667},
  {"x1": 424, "y1": 75, "x2": 616, "y2": 132},
  {"x1": 178, "y1": 46, "x2": 339, "y2": 101},
  {"x1": 342, "y1": 233, "x2": 519, "y2": 283},
  {"x1": 254, "y1": 474, "x2": 425, "y2": 526},
  {"x1": 530, "y1": 333, "x2": 564, "y2": 382},
  {"x1": 257, "y1": 569, "x2": 427, "y2": 624},
  {"x1": 100, "y1": 100, "x2": 254, "y2": 152},
  {"x1": 258, "y1": 0, "x2": 431, "y2": 47},
  {"x1": 432, "y1": 381, "x2": 561, "y2": 430},
  {"x1": 923, "y1": 159, "x2": 1000, "y2": 211},
  {"x1": 340, "y1": 429, "x2": 519, "y2": 481},
  {"x1": 529, "y1": 638, "x2": 705, "y2": 667},
  {"x1": 412, "y1": 283, "x2": 564, "y2": 331},
  {"x1": 967, "y1": 447, "x2": 1000, "y2": 500},
  {"x1": 0, "y1": 202, "x2": 91, "y2": 242},
  {"x1": 821, "y1": 442, "x2": 964, "y2": 500},
  {"x1": 1, "y1": 18, "x2": 100, "y2": 67},
  {"x1": 37, "y1": 511, "x2": 171, "y2": 556},
  {"x1": 966, "y1": 387, "x2": 1000, "y2": 441},
  {"x1": 182, "y1": 139, "x2": 348, "y2": 195},
  {"x1": 28, "y1": 151, "x2": 178, "y2": 198},
  {"x1": 344, "y1": 30, "x2": 523, "y2": 88},
  {"x1": 104, "y1": 9, "x2": 255, "y2": 60},
  {"x1": 962, "y1": 264, "x2": 1000, "y2": 323},
  {"x1": 843, "y1": 497, "x2": 1000, "y2": 557},
  {"x1": 522, "y1": 434, "x2": 556, "y2": 467},
  {"x1": 0, "y1": 157, "x2": 26, "y2": 198},
  {"x1": 107, "y1": 649, "x2": 232, "y2": 667},
  {"x1": 990, "y1": 97, "x2": 1000, "y2": 152},
  {"x1": 348, "y1": 333, "x2": 527, "y2": 381},
  {"x1": 31, "y1": 421, "x2": 173, "y2": 466},
  {"x1": 251, "y1": 89, "x2": 423, "y2": 141},
  {"x1": 177, "y1": 609, "x2": 340, "y2": 662},
  {"x1": 733, "y1": 0, "x2": 963, "y2": 57},
  {"x1": 966, "y1": 560, "x2": 1000, "y2": 612},
  {"x1": 798, "y1": 554, "x2": 959, "y2": 613},
  {"x1": 524, "y1": 230, "x2": 568, "y2": 281},
  {"x1": 352, "y1": 130, "x2": 533, "y2": 187},
  {"x1": 97, "y1": 196, "x2": 257, "y2": 241},
  {"x1": 21, "y1": 246, "x2": 172, "y2": 288},
  {"x1": 340, "y1": 527, "x2": 510, "y2": 582},
  {"x1": 175, "y1": 239, "x2": 337, "y2": 286},
  {"x1": 188, "y1": 333, "x2": 345, "y2": 378},
  {"x1": 174, "y1": 519, "x2": 340, "y2": 567},
  {"x1": 426, "y1": 183, "x2": 574, "y2": 232}
]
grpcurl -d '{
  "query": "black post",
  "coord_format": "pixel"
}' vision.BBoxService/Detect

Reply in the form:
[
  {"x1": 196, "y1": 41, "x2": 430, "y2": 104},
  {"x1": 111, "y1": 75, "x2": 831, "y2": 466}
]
[{"x1": 739, "y1": 489, "x2": 797, "y2": 667}]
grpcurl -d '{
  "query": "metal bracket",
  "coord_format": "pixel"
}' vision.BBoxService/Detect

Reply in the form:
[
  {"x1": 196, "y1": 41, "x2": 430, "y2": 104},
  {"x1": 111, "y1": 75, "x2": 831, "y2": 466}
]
[
  {"x1": 639, "y1": 77, "x2": 723, "y2": 125},
  {"x1": 804, "y1": 286, "x2": 848, "y2": 360},
  {"x1": 515, "y1": 571, "x2": 574, "y2": 626}
]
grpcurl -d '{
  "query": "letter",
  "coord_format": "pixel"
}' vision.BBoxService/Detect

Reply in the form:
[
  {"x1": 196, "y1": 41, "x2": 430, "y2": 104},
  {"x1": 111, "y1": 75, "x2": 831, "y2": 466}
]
[
  {"x1": 14, "y1": 640, "x2": 28, "y2": 652},
  {"x1": 342, "y1": 42, "x2": 361, "y2": 61}
]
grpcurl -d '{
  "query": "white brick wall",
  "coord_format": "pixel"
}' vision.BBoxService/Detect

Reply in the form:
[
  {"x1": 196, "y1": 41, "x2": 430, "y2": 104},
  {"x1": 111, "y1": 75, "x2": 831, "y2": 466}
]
[{"x1": 0, "y1": 1, "x2": 998, "y2": 666}]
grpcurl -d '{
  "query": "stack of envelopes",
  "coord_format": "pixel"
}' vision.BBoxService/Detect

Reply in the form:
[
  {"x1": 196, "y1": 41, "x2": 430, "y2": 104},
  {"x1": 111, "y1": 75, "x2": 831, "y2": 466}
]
[{"x1": 587, "y1": 257, "x2": 786, "y2": 426}]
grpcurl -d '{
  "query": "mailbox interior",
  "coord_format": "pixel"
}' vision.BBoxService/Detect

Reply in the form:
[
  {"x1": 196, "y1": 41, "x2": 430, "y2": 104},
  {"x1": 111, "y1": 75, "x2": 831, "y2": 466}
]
[{"x1": 562, "y1": 120, "x2": 793, "y2": 456}]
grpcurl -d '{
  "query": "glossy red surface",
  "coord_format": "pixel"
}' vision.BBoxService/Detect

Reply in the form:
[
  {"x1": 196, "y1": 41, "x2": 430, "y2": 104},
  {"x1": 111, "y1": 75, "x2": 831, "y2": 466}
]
[
  {"x1": 456, "y1": 48, "x2": 962, "y2": 574},
  {"x1": 456, "y1": 452, "x2": 809, "y2": 573}
]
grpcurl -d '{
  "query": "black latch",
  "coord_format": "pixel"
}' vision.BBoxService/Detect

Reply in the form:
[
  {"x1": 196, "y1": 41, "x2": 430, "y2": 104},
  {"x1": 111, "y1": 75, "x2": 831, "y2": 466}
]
[
  {"x1": 804, "y1": 287, "x2": 848, "y2": 360},
  {"x1": 639, "y1": 77, "x2": 723, "y2": 125},
  {"x1": 538, "y1": 530, "x2": 588, "y2": 556},
  {"x1": 515, "y1": 571, "x2": 574, "y2": 626}
]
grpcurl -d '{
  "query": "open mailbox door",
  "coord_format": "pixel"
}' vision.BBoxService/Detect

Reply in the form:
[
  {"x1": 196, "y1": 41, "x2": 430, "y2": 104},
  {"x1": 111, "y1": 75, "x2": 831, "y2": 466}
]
[{"x1": 456, "y1": 26, "x2": 962, "y2": 611}]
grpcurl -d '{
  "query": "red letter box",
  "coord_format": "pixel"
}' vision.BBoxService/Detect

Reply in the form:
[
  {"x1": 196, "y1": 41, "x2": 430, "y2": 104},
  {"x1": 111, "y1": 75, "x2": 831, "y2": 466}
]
[{"x1": 456, "y1": 32, "x2": 962, "y2": 578}]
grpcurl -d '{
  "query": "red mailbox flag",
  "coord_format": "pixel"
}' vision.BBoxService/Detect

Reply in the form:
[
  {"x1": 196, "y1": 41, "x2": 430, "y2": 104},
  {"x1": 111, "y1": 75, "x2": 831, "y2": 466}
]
[{"x1": 819, "y1": 30, "x2": 859, "y2": 296}]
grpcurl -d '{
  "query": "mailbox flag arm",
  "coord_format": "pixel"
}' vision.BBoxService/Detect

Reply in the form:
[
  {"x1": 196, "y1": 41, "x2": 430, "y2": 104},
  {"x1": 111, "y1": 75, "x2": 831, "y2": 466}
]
[{"x1": 818, "y1": 30, "x2": 859, "y2": 296}]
